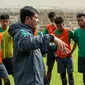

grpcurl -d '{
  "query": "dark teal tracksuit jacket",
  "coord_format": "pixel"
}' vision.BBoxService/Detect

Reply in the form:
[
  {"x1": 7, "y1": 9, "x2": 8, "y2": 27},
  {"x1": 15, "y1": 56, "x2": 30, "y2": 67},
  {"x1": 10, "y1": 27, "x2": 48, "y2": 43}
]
[{"x1": 8, "y1": 22, "x2": 54, "y2": 85}]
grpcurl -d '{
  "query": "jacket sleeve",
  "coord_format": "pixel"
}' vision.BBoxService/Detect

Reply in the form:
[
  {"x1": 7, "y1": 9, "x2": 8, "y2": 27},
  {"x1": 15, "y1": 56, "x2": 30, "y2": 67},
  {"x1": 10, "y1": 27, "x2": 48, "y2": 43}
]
[{"x1": 16, "y1": 29, "x2": 54, "y2": 52}]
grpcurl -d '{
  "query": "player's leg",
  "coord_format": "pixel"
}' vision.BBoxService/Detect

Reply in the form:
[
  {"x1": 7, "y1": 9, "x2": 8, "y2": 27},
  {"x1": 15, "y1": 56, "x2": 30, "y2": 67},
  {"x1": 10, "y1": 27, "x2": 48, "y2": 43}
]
[
  {"x1": 68, "y1": 72, "x2": 74, "y2": 85},
  {"x1": 66, "y1": 57, "x2": 74, "y2": 85},
  {"x1": 60, "y1": 72, "x2": 67, "y2": 85},
  {"x1": 78, "y1": 57, "x2": 85, "y2": 85},
  {"x1": 57, "y1": 58, "x2": 67, "y2": 85},
  {"x1": 46, "y1": 52, "x2": 56, "y2": 83}
]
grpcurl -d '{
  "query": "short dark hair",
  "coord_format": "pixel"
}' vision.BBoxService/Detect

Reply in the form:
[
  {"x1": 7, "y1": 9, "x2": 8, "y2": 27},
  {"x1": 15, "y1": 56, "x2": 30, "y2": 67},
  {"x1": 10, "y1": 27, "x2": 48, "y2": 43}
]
[
  {"x1": 0, "y1": 14, "x2": 9, "y2": 20},
  {"x1": 76, "y1": 13, "x2": 85, "y2": 18},
  {"x1": 54, "y1": 17, "x2": 64, "y2": 24},
  {"x1": 20, "y1": 6, "x2": 39, "y2": 23},
  {"x1": 48, "y1": 12, "x2": 56, "y2": 18}
]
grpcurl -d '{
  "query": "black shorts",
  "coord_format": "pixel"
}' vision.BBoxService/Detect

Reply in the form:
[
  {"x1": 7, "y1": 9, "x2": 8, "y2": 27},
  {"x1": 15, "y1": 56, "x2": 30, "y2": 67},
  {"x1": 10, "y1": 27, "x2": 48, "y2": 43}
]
[
  {"x1": 78, "y1": 57, "x2": 85, "y2": 73},
  {"x1": 57, "y1": 57, "x2": 73, "y2": 73},
  {"x1": 2, "y1": 58, "x2": 13, "y2": 75},
  {"x1": 46, "y1": 51, "x2": 56, "y2": 68}
]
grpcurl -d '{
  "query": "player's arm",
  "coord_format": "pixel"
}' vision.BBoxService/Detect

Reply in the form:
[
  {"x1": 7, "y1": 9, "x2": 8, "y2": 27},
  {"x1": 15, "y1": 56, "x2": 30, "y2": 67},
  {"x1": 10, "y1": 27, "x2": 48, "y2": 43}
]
[{"x1": 68, "y1": 29, "x2": 77, "y2": 56}]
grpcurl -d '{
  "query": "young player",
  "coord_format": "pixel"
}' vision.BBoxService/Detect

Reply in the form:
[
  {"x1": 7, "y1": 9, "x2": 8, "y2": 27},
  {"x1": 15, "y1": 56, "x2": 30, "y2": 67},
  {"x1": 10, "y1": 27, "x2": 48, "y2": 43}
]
[{"x1": 53, "y1": 17, "x2": 76, "y2": 85}]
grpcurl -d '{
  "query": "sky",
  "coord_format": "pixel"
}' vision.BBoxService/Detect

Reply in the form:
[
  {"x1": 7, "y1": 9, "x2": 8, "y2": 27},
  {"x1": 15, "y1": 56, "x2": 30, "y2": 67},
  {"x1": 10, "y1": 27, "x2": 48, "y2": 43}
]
[{"x1": 0, "y1": 0, "x2": 85, "y2": 9}]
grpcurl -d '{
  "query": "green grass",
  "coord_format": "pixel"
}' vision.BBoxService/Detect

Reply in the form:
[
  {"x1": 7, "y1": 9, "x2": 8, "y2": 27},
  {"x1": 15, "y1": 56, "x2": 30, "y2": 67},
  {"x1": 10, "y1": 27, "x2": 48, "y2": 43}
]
[{"x1": 3, "y1": 41, "x2": 83, "y2": 85}]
